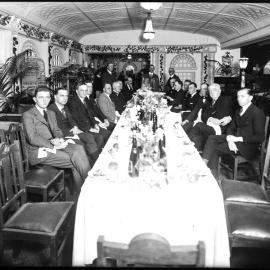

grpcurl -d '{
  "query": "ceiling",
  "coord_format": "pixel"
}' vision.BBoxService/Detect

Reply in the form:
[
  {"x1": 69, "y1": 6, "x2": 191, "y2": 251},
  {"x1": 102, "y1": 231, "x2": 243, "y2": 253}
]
[{"x1": 0, "y1": 2, "x2": 270, "y2": 48}]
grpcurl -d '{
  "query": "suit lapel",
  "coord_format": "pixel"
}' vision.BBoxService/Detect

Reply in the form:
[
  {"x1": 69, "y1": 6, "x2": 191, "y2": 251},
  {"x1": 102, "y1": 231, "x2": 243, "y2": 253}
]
[{"x1": 32, "y1": 106, "x2": 48, "y2": 126}]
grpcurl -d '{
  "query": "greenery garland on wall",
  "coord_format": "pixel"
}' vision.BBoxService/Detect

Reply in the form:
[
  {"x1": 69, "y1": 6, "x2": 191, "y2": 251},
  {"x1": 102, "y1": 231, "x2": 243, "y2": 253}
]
[
  {"x1": 0, "y1": 13, "x2": 83, "y2": 52},
  {"x1": 84, "y1": 45, "x2": 204, "y2": 54}
]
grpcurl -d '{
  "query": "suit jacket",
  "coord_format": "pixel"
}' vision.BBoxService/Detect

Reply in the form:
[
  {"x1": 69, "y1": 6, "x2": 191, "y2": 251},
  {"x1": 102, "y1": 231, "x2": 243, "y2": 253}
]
[
  {"x1": 101, "y1": 70, "x2": 116, "y2": 87},
  {"x1": 201, "y1": 95, "x2": 233, "y2": 133},
  {"x1": 110, "y1": 91, "x2": 126, "y2": 113},
  {"x1": 22, "y1": 106, "x2": 63, "y2": 165},
  {"x1": 122, "y1": 83, "x2": 135, "y2": 102},
  {"x1": 186, "y1": 96, "x2": 210, "y2": 122},
  {"x1": 164, "y1": 74, "x2": 180, "y2": 94},
  {"x1": 226, "y1": 103, "x2": 265, "y2": 159},
  {"x1": 170, "y1": 90, "x2": 186, "y2": 113},
  {"x1": 85, "y1": 95, "x2": 106, "y2": 122},
  {"x1": 68, "y1": 95, "x2": 98, "y2": 132},
  {"x1": 97, "y1": 92, "x2": 116, "y2": 123},
  {"x1": 48, "y1": 103, "x2": 76, "y2": 137},
  {"x1": 183, "y1": 92, "x2": 200, "y2": 111},
  {"x1": 143, "y1": 73, "x2": 160, "y2": 92}
]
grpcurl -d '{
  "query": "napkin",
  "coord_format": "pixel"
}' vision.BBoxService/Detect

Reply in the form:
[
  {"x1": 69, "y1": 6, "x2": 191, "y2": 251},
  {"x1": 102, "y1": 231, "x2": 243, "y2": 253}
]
[{"x1": 37, "y1": 147, "x2": 56, "y2": 158}]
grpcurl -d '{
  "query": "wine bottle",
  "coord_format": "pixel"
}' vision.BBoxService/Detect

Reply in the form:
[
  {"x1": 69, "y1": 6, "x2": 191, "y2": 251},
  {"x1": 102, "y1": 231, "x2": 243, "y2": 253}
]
[
  {"x1": 159, "y1": 134, "x2": 166, "y2": 159},
  {"x1": 128, "y1": 135, "x2": 139, "y2": 177}
]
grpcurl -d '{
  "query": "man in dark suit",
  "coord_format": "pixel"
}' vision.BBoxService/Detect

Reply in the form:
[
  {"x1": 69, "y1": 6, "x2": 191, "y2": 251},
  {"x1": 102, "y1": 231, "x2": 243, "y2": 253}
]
[
  {"x1": 182, "y1": 82, "x2": 200, "y2": 120},
  {"x1": 164, "y1": 67, "x2": 180, "y2": 95},
  {"x1": 101, "y1": 62, "x2": 116, "y2": 88},
  {"x1": 188, "y1": 83, "x2": 233, "y2": 151},
  {"x1": 85, "y1": 81, "x2": 116, "y2": 131},
  {"x1": 202, "y1": 88, "x2": 266, "y2": 178},
  {"x1": 122, "y1": 76, "x2": 135, "y2": 102},
  {"x1": 110, "y1": 81, "x2": 126, "y2": 114},
  {"x1": 143, "y1": 64, "x2": 160, "y2": 92},
  {"x1": 48, "y1": 88, "x2": 100, "y2": 166},
  {"x1": 68, "y1": 83, "x2": 109, "y2": 150},
  {"x1": 167, "y1": 79, "x2": 186, "y2": 113},
  {"x1": 22, "y1": 86, "x2": 91, "y2": 196}
]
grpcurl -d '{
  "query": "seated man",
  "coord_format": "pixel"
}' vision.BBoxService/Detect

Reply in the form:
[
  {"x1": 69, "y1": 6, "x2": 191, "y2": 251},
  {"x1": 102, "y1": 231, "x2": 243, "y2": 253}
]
[
  {"x1": 182, "y1": 82, "x2": 200, "y2": 120},
  {"x1": 167, "y1": 79, "x2": 186, "y2": 113},
  {"x1": 110, "y1": 81, "x2": 126, "y2": 114},
  {"x1": 188, "y1": 83, "x2": 233, "y2": 151},
  {"x1": 165, "y1": 77, "x2": 176, "y2": 100},
  {"x1": 85, "y1": 81, "x2": 116, "y2": 131},
  {"x1": 68, "y1": 82, "x2": 109, "y2": 150},
  {"x1": 48, "y1": 87, "x2": 100, "y2": 167},
  {"x1": 122, "y1": 76, "x2": 135, "y2": 102},
  {"x1": 22, "y1": 86, "x2": 91, "y2": 196},
  {"x1": 202, "y1": 88, "x2": 266, "y2": 179},
  {"x1": 98, "y1": 83, "x2": 120, "y2": 124},
  {"x1": 164, "y1": 67, "x2": 180, "y2": 96}
]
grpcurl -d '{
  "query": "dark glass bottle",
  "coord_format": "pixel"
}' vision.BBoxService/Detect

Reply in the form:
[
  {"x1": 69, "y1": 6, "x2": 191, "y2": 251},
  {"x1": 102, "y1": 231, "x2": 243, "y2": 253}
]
[
  {"x1": 159, "y1": 134, "x2": 166, "y2": 159},
  {"x1": 128, "y1": 135, "x2": 139, "y2": 177},
  {"x1": 152, "y1": 109, "x2": 158, "y2": 134}
]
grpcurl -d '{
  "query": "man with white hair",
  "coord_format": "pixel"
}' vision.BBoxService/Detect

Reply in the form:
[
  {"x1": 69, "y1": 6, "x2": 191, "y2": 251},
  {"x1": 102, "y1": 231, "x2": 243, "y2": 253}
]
[
  {"x1": 110, "y1": 81, "x2": 126, "y2": 114},
  {"x1": 188, "y1": 83, "x2": 233, "y2": 152}
]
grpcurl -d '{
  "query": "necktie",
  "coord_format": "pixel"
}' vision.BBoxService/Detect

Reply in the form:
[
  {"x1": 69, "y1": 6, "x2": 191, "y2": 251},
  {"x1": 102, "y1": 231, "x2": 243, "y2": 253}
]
[
  {"x1": 239, "y1": 107, "x2": 244, "y2": 116},
  {"x1": 43, "y1": 110, "x2": 48, "y2": 122},
  {"x1": 83, "y1": 98, "x2": 88, "y2": 108},
  {"x1": 62, "y1": 108, "x2": 67, "y2": 118}
]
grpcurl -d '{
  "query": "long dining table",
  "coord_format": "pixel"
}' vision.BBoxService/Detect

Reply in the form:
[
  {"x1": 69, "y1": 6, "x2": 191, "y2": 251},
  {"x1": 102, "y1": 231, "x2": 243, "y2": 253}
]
[{"x1": 72, "y1": 102, "x2": 230, "y2": 267}]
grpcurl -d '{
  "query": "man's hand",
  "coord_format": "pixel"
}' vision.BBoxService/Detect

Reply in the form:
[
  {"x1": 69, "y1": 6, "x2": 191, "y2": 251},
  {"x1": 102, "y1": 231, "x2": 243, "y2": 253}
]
[
  {"x1": 219, "y1": 116, "x2": 232, "y2": 126},
  {"x1": 226, "y1": 135, "x2": 243, "y2": 143},
  {"x1": 94, "y1": 124, "x2": 100, "y2": 132},
  {"x1": 207, "y1": 117, "x2": 220, "y2": 125},
  {"x1": 167, "y1": 96, "x2": 174, "y2": 101},
  {"x1": 115, "y1": 111, "x2": 121, "y2": 118},
  {"x1": 104, "y1": 119, "x2": 110, "y2": 127},
  {"x1": 181, "y1": 120, "x2": 189, "y2": 126},
  {"x1": 228, "y1": 141, "x2": 238, "y2": 153},
  {"x1": 50, "y1": 137, "x2": 64, "y2": 145},
  {"x1": 70, "y1": 126, "x2": 83, "y2": 135}
]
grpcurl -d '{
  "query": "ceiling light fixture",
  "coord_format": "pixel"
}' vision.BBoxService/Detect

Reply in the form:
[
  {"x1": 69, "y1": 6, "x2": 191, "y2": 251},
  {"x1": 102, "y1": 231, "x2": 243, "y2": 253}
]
[
  {"x1": 143, "y1": 12, "x2": 155, "y2": 40},
  {"x1": 140, "y1": 2, "x2": 162, "y2": 40}
]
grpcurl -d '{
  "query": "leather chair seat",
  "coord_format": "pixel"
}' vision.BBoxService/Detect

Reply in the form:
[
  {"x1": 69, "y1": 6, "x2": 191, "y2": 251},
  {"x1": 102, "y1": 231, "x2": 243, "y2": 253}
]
[
  {"x1": 4, "y1": 202, "x2": 73, "y2": 233},
  {"x1": 221, "y1": 179, "x2": 270, "y2": 204},
  {"x1": 25, "y1": 166, "x2": 61, "y2": 187},
  {"x1": 227, "y1": 202, "x2": 270, "y2": 239}
]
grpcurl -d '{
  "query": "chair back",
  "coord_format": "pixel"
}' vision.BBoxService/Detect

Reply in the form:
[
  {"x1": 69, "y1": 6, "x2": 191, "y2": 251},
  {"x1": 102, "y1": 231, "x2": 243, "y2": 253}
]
[
  {"x1": 0, "y1": 141, "x2": 26, "y2": 226},
  {"x1": 0, "y1": 123, "x2": 29, "y2": 172},
  {"x1": 262, "y1": 131, "x2": 270, "y2": 190},
  {"x1": 96, "y1": 233, "x2": 205, "y2": 267}
]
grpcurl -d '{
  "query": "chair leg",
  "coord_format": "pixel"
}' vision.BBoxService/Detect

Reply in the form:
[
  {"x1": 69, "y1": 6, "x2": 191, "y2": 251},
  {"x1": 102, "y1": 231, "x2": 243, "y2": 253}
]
[
  {"x1": 233, "y1": 158, "x2": 238, "y2": 180},
  {"x1": 50, "y1": 239, "x2": 58, "y2": 266}
]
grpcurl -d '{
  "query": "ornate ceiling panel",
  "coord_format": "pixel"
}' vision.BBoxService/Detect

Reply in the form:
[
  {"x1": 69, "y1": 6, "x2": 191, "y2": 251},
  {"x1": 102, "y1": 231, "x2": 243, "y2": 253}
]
[{"x1": 0, "y1": 2, "x2": 269, "y2": 49}]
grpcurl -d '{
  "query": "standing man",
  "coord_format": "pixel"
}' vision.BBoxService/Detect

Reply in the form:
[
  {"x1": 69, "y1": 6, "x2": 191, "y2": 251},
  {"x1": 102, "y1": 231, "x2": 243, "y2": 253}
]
[
  {"x1": 202, "y1": 88, "x2": 266, "y2": 179},
  {"x1": 101, "y1": 62, "x2": 116, "y2": 88},
  {"x1": 143, "y1": 64, "x2": 160, "y2": 92},
  {"x1": 22, "y1": 86, "x2": 91, "y2": 196},
  {"x1": 164, "y1": 67, "x2": 180, "y2": 95},
  {"x1": 98, "y1": 83, "x2": 120, "y2": 124},
  {"x1": 48, "y1": 87, "x2": 100, "y2": 166}
]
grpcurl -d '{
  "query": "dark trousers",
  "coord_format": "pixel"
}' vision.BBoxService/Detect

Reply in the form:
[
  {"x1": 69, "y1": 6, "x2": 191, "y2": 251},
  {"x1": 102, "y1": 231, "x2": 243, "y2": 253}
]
[
  {"x1": 41, "y1": 143, "x2": 91, "y2": 194},
  {"x1": 189, "y1": 122, "x2": 215, "y2": 151},
  {"x1": 202, "y1": 135, "x2": 232, "y2": 174},
  {"x1": 182, "y1": 121, "x2": 194, "y2": 134}
]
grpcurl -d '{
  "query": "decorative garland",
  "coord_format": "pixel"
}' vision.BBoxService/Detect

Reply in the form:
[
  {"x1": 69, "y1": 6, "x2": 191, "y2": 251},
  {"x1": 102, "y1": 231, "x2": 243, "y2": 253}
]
[
  {"x1": 0, "y1": 14, "x2": 83, "y2": 51},
  {"x1": 48, "y1": 44, "x2": 53, "y2": 76},
  {"x1": 12, "y1": 36, "x2": 18, "y2": 55},
  {"x1": 203, "y1": 55, "x2": 208, "y2": 83},
  {"x1": 84, "y1": 45, "x2": 204, "y2": 54},
  {"x1": 159, "y1": 53, "x2": 165, "y2": 89}
]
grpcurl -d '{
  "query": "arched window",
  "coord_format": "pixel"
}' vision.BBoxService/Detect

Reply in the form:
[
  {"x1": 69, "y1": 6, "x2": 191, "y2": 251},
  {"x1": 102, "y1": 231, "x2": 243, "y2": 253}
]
[
  {"x1": 263, "y1": 60, "x2": 270, "y2": 74},
  {"x1": 51, "y1": 48, "x2": 63, "y2": 67},
  {"x1": 21, "y1": 40, "x2": 39, "y2": 58},
  {"x1": 170, "y1": 54, "x2": 197, "y2": 82}
]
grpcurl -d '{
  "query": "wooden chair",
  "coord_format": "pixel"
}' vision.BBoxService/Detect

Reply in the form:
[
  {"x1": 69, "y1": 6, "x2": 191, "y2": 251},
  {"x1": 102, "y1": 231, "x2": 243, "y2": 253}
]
[
  {"x1": 0, "y1": 141, "x2": 74, "y2": 265},
  {"x1": 0, "y1": 123, "x2": 65, "y2": 202},
  {"x1": 93, "y1": 233, "x2": 205, "y2": 267},
  {"x1": 218, "y1": 116, "x2": 269, "y2": 181},
  {"x1": 221, "y1": 132, "x2": 270, "y2": 205}
]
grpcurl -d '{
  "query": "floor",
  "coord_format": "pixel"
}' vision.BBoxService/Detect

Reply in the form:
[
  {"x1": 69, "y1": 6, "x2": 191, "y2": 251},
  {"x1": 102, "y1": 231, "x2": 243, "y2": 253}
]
[{"x1": 1, "y1": 166, "x2": 270, "y2": 267}]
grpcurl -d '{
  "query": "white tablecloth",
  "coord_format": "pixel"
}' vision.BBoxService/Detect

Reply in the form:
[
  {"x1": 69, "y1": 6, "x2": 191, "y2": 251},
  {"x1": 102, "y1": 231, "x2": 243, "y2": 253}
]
[{"x1": 72, "y1": 110, "x2": 230, "y2": 267}]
